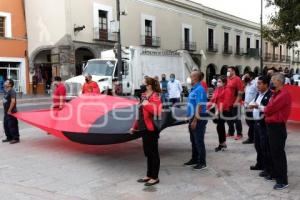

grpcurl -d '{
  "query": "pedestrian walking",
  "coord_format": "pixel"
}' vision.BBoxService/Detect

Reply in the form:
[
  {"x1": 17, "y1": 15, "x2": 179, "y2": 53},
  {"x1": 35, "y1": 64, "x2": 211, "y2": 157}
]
[
  {"x1": 131, "y1": 77, "x2": 162, "y2": 187},
  {"x1": 2, "y1": 79, "x2": 20, "y2": 144},
  {"x1": 160, "y1": 74, "x2": 168, "y2": 103},
  {"x1": 184, "y1": 71, "x2": 208, "y2": 170},
  {"x1": 167, "y1": 74, "x2": 182, "y2": 106},
  {"x1": 264, "y1": 73, "x2": 292, "y2": 190}
]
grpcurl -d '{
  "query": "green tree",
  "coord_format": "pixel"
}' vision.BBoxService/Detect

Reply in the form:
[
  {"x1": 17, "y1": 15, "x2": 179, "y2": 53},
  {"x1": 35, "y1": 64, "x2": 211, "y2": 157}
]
[{"x1": 263, "y1": 0, "x2": 300, "y2": 47}]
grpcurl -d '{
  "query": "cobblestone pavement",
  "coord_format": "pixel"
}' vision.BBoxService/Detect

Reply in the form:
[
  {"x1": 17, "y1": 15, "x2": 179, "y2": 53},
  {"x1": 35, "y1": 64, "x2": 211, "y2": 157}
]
[{"x1": 0, "y1": 120, "x2": 299, "y2": 200}]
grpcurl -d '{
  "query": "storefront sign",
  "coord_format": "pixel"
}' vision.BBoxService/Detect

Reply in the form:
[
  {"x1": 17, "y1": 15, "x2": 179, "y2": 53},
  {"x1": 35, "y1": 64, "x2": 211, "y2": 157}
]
[{"x1": 141, "y1": 49, "x2": 180, "y2": 57}]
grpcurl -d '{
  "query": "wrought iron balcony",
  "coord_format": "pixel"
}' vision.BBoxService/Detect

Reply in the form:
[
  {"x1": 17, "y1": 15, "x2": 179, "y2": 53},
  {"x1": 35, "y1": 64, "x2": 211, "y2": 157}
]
[
  {"x1": 235, "y1": 48, "x2": 244, "y2": 56},
  {"x1": 286, "y1": 56, "x2": 291, "y2": 62},
  {"x1": 272, "y1": 54, "x2": 279, "y2": 61},
  {"x1": 244, "y1": 48, "x2": 260, "y2": 58},
  {"x1": 222, "y1": 45, "x2": 233, "y2": 55},
  {"x1": 293, "y1": 57, "x2": 300, "y2": 63},
  {"x1": 182, "y1": 41, "x2": 197, "y2": 51},
  {"x1": 206, "y1": 43, "x2": 218, "y2": 53},
  {"x1": 93, "y1": 28, "x2": 117, "y2": 42},
  {"x1": 280, "y1": 55, "x2": 286, "y2": 62},
  {"x1": 141, "y1": 35, "x2": 161, "y2": 47},
  {"x1": 264, "y1": 53, "x2": 272, "y2": 61}
]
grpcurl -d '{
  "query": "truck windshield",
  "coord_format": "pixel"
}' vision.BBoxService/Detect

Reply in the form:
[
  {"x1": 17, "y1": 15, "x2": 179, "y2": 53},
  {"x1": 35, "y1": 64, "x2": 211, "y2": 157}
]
[{"x1": 83, "y1": 60, "x2": 115, "y2": 76}]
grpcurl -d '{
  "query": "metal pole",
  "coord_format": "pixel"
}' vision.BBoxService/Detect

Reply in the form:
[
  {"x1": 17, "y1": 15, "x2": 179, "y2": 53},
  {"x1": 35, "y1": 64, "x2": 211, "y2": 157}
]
[
  {"x1": 116, "y1": 0, "x2": 122, "y2": 82},
  {"x1": 260, "y1": 0, "x2": 264, "y2": 75}
]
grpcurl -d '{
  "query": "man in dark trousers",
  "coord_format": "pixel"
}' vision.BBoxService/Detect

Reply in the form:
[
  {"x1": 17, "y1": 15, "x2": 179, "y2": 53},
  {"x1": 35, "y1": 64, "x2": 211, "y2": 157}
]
[
  {"x1": 2, "y1": 79, "x2": 20, "y2": 144},
  {"x1": 248, "y1": 76, "x2": 273, "y2": 176},
  {"x1": 160, "y1": 74, "x2": 168, "y2": 103},
  {"x1": 264, "y1": 73, "x2": 291, "y2": 190}
]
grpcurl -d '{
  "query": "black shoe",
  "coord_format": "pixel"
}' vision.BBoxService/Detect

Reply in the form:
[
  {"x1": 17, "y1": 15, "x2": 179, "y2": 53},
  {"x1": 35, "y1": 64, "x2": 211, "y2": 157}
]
[
  {"x1": 2, "y1": 139, "x2": 12, "y2": 143},
  {"x1": 273, "y1": 183, "x2": 289, "y2": 190},
  {"x1": 259, "y1": 171, "x2": 269, "y2": 177},
  {"x1": 193, "y1": 164, "x2": 207, "y2": 170},
  {"x1": 250, "y1": 165, "x2": 263, "y2": 171},
  {"x1": 242, "y1": 139, "x2": 254, "y2": 144},
  {"x1": 215, "y1": 144, "x2": 227, "y2": 152},
  {"x1": 184, "y1": 159, "x2": 197, "y2": 166},
  {"x1": 264, "y1": 175, "x2": 276, "y2": 182},
  {"x1": 9, "y1": 139, "x2": 20, "y2": 144},
  {"x1": 137, "y1": 178, "x2": 150, "y2": 183},
  {"x1": 144, "y1": 179, "x2": 159, "y2": 187}
]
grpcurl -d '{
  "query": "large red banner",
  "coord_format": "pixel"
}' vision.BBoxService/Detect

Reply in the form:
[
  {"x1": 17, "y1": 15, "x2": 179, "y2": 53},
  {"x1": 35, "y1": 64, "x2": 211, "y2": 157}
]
[{"x1": 286, "y1": 85, "x2": 300, "y2": 122}]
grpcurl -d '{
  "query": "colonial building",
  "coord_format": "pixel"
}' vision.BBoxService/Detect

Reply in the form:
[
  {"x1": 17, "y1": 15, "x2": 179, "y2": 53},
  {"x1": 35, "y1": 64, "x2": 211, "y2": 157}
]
[
  {"x1": 25, "y1": 0, "x2": 262, "y2": 93},
  {"x1": 291, "y1": 42, "x2": 300, "y2": 75},
  {"x1": 262, "y1": 41, "x2": 291, "y2": 74},
  {"x1": 0, "y1": 0, "x2": 28, "y2": 94}
]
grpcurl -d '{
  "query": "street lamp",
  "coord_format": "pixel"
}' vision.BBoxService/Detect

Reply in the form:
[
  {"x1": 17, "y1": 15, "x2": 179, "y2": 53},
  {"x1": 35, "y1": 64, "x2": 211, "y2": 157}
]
[
  {"x1": 116, "y1": 0, "x2": 122, "y2": 83},
  {"x1": 260, "y1": 0, "x2": 264, "y2": 75}
]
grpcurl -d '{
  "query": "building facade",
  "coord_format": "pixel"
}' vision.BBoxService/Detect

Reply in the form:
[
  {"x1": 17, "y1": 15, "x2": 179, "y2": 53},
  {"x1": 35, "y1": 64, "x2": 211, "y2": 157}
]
[
  {"x1": 25, "y1": 0, "x2": 262, "y2": 93},
  {"x1": 262, "y1": 41, "x2": 291, "y2": 74},
  {"x1": 291, "y1": 42, "x2": 300, "y2": 75},
  {"x1": 0, "y1": 0, "x2": 28, "y2": 94}
]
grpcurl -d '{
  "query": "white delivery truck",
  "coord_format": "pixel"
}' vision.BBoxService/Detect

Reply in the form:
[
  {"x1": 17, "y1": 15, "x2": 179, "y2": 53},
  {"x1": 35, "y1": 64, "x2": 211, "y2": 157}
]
[{"x1": 65, "y1": 46, "x2": 199, "y2": 98}]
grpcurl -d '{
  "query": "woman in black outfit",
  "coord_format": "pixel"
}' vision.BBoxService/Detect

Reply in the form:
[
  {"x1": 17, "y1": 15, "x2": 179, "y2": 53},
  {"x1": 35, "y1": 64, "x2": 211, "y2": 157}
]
[{"x1": 131, "y1": 77, "x2": 162, "y2": 186}]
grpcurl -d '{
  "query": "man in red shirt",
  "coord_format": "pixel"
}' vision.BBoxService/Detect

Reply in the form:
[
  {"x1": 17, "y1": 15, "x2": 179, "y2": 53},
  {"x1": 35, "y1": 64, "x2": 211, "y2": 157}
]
[
  {"x1": 52, "y1": 76, "x2": 66, "y2": 110},
  {"x1": 225, "y1": 66, "x2": 244, "y2": 140},
  {"x1": 264, "y1": 73, "x2": 291, "y2": 190},
  {"x1": 82, "y1": 74, "x2": 100, "y2": 94}
]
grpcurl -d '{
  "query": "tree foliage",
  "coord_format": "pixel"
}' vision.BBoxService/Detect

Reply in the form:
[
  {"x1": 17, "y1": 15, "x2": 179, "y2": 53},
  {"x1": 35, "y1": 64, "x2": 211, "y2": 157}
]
[{"x1": 263, "y1": 0, "x2": 300, "y2": 47}]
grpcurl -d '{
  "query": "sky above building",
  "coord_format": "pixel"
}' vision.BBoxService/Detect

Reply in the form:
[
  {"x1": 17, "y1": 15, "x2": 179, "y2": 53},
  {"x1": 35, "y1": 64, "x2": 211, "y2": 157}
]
[{"x1": 191, "y1": 0, "x2": 276, "y2": 24}]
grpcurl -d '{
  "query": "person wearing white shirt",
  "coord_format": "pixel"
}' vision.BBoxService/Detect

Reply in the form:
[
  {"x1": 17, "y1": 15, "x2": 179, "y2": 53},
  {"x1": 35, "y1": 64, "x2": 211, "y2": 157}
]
[
  {"x1": 167, "y1": 74, "x2": 183, "y2": 106},
  {"x1": 248, "y1": 76, "x2": 273, "y2": 178},
  {"x1": 243, "y1": 72, "x2": 258, "y2": 144}
]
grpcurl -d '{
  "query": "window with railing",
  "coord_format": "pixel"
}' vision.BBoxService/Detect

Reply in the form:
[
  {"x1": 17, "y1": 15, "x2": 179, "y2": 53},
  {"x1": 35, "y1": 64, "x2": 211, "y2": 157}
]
[
  {"x1": 182, "y1": 41, "x2": 197, "y2": 51},
  {"x1": 246, "y1": 38, "x2": 251, "y2": 54},
  {"x1": 207, "y1": 43, "x2": 218, "y2": 52},
  {"x1": 208, "y1": 28, "x2": 214, "y2": 50},
  {"x1": 223, "y1": 45, "x2": 233, "y2": 54},
  {"x1": 0, "y1": 17, "x2": 5, "y2": 37},
  {"x1": 236, "y1": 35, "x2": 241, "y2": 54},
  {"x1": 141, "y1": 35, "x2": 160, "y2": 47},
  {"x1": 256, "y1": 40, "x2": 259, "y2": 50},
  {"x1": 98, "y1": 10, "x2": 108, "y2": 41},
  {"x1": 264, "y1": 53, "x2": 272, "y2": 61},
  {"x1": 224, "y1": 32, "x2": 230, "y2": 53},
  {"x1": 145, "y1": 20, "x2": 153, "y2": 46}
]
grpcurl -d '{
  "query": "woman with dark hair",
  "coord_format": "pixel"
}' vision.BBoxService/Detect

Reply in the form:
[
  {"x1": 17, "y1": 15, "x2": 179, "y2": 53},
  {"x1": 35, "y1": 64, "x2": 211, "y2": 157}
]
[
  {"x1": 207, "y1": 75, "x2": 231, "y2": 152},
  {"x1": 131, "y1": 77, "x2": 162, "y2": 186}
]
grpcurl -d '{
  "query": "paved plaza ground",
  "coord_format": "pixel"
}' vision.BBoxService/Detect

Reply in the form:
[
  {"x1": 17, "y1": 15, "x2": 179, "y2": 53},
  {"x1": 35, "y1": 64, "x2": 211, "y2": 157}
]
[{"x1": 0, "y1": 118, "x2": 299, "y2": 200}]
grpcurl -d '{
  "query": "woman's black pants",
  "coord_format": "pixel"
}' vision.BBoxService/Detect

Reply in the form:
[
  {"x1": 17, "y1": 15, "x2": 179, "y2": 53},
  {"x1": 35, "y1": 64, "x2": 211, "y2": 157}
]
[{"x1": 142, "y1": 131, "x2": 160, "y2": 179}]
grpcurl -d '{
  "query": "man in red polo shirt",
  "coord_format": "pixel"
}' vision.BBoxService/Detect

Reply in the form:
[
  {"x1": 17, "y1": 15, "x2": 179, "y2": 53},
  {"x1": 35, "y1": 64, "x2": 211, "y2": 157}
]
[
  {"x1": 82, "y1": 74, "x2": 100, "y2": 94},
  {"x1": 52, "y1": 76, "x2": 66, "y2": 110},
  {"x1": 264, "y1": 73, "x2": 291, "y2": 190},
  {"x1": 226, "y1": 66, "x2": 244, "y2": 140}
]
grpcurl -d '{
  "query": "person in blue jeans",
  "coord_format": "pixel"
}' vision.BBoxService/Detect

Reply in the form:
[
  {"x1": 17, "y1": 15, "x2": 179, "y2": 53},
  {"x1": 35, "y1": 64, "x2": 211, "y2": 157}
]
[
  {"x1": 184, "y1": 71, "x2": 208, "y2": 170},
  {"x1": 160, "y1": 74, "x2": 169, "y2": 104}
]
